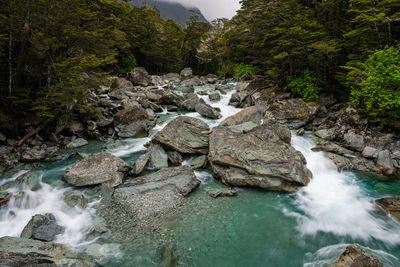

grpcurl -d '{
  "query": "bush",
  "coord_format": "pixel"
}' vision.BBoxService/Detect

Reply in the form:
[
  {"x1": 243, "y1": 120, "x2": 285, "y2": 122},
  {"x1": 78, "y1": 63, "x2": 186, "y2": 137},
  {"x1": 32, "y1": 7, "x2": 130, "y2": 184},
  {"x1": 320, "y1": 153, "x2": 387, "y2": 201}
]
[
  {"x1": 287, "y1": 70, "x2": 322, "y2": 101},
  {"x1": 347, "y1": 46, "x2": 400, "y2": 120},
  {"x1": 234, "y1": 63, "x2": 259, "y2": 77}
]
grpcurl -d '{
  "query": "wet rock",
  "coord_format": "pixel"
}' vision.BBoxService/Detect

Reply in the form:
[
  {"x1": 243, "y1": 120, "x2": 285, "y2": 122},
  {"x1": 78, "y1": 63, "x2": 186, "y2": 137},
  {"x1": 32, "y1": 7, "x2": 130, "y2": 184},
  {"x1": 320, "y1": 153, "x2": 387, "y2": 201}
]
[
  {"x1": 66, "y1": 138, "x2": 88, "y2": 149},
  {"x1": 85, "y1": 243, "x2": 120, "y2": 259},
  {"x1": 159, "y1": 90, "x2": 184, "y2": 106},
  {"x1": 181, "y1": 77, "x2": 202, "y2": 87},
  {"x1": 90, "y1": 224, "x2": 109, "y2": 235},
  {"x1": 311, "y1": 140, "x2": 353, "y2": 157},
  {"x1": 179, "y1": 93, "x2": 205, "y2": 111},
  {"x1": 295, "y1": 128, "x2": 305, "y2": 136},
  {"x1": 197, "y1": 90, "x2": 209, "y2": 95},
  {"x1": 152, "y1": 116, "x2": 210, "y2": 155},
  {"x1": 204, "y1": 74, "x2": 219, "y2": 84},
  {"x1": 324, "y1": 152, "x2": 379, "y2": 174},
  {"x1": 121, "y1": 98, "x2": 141, "y2": 109},
  {"x1": 62, "y1": 152, "x2": 130, "y2": 187},
  {"x1": 134, "y1": 151, "x2": 151, "y2": 175},
  {"x1": 206, "y1": 188, "x2": 237, "y2": 198},
  {"x1": 344, "y1": 130, "x2": 365, "y2": 152},
  {"x1": 0, "y1": 236, "x2": 93, "y2": 266},
  {"x1": 111, "y1": 166, "x2": 200, "y2": 223},
  {"x1": 189, "y1": 155, "x2": 207, "y2": 169},
  {"x1": 20, "y1": 214, "x2": 64, "y2": 241},
  {"x1": 175, "y1": 85, "x2": 194, "y2": 93},
  {"x1": 127, "y1": 67, "x2": 152, "y2": 86},
  {"x1": 160, "y1": 245, "x2": 178, "y2": 267},
  {"x1": 314, "y1": 128, "x2": 336, "y2": 141},
  {"x1": 375, "y1": 197, "x2": 400, "y2": 221},
  {"x1": 167, "y1": 151, "x2": 183, "y2": 166},
  {"x1": 330, "y1": 243, "x2": 383, "y2": 267},
  {"x1": 268, "y1": 98, "x2": 319, "y2": 129},
  {"x1": 63, "y1": 190, "x2": 88, "y2": 208},
  {"x1": 208, "y1": 123, "x2": 311, "y2": 192},
  {"x1": 16, "y1": 171, "x2": 41, "y2": 190},
  {"x1": 220, "y1": 106, "x2": 262, "y2": 127},
  {"x1": 114, "y1": 106, "x2": 149, "y2": 138},
  {"x1": 195, "y1": 103, "x2": 221, "y2": 119},
  {"x1": 21, "y1": 147, "x2": 47, "y2": 162},
  {"x1": 0, "y1": 191, "x2": 12, "y2": 207},
  {"x1": 229, "y1": 92, "x2": 247, "y2": 107},
  {"x1": 180, "y1": 67, "x2": 193, "y2": 80},
  {"x1": 215, "y1": 84, "x2": 231, "y2": 94},
  {"x1": 362, "y1": 146, "x2": 378, "y2": 159},
  {"x1": 377, "y1": 150, "x2": 394, "y2": 175},
  {"x1": 148, "y1": 144, "x2": 169, "y2": 170}
]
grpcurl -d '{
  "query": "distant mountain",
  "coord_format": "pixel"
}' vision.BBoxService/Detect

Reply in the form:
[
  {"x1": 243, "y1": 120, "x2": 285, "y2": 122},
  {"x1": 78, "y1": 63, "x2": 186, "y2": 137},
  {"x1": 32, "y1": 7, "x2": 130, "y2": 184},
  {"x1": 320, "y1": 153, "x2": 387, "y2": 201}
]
[{"x1": 129, "y1": 0, "x2": 208, "y2": 27}]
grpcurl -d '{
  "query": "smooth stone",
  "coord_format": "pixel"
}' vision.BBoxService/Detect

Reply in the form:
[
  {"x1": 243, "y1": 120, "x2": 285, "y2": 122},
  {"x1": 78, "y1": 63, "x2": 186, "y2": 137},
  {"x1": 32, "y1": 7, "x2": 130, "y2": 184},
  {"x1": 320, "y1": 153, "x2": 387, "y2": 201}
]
[
  {"x1": 189, "y1": 155, "x2": 207, "y2": 169},
  {"x1": 362, "y1": 146, "x2": 378, "y2": 159},
  {"x1": 343, "y1": 130, "x2": 365, "y2": 152},
  {"x1": 206, "y1": 188, "x2": 237, "y2": 198},
  {"x1": 20, "y1": 214, "x2": 64, "y2": 242}
]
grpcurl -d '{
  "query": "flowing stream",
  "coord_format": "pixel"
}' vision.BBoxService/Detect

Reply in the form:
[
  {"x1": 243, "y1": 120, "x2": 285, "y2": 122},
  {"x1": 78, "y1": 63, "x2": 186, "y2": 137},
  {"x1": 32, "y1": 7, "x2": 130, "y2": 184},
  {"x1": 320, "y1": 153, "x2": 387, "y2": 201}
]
[{"x1": 1, "y1": 83, "x2": 400, "y2": 266}]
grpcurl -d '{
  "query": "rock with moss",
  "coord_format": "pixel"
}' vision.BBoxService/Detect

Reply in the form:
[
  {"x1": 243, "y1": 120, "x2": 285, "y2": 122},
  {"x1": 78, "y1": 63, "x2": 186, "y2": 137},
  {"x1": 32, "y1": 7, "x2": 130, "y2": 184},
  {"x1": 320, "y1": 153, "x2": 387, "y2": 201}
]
[{"x1": 0, "y1": 236, "x2": 93, "y2": 266}]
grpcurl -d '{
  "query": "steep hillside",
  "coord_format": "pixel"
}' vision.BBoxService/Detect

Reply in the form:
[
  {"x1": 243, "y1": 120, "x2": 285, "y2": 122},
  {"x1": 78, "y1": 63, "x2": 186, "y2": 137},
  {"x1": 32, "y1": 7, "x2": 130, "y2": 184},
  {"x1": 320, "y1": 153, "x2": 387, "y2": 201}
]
[{"x1": 130, "y1": 0, "x2": 208, "y2": 27}]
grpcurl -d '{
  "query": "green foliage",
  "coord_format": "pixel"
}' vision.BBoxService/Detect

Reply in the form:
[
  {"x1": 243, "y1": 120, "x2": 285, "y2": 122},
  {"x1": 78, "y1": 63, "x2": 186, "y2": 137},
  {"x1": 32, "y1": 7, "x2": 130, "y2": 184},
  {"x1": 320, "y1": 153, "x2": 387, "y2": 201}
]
[
  {"x1": 120, "y1": 56, "x2": 136, "y2": 74},
  {"x1": 348, "y1": 46, "x2": 400, "y2": 120},
  {"x1": 90, "y1": 106, "x2": 102, "y2": 121},
  {"x1": 234, "y1": 63, "x2": 259, "y2": 77},
  {"x1": 287, "y1": 70, "x2": 322, "y2": 101}
]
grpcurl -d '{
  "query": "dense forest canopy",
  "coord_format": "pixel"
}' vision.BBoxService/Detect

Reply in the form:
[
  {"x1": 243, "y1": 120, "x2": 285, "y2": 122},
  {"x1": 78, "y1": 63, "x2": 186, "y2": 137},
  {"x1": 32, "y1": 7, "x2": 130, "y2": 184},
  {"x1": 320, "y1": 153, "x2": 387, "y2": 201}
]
[{"x1": 0, "y1": 0, "x2": 400, "y2": 134}]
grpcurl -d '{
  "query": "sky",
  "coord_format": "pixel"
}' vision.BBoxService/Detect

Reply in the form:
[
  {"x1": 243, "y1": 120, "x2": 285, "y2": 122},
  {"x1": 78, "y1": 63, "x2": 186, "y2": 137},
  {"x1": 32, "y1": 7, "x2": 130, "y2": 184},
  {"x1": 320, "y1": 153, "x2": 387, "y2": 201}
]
[{"x1": 165, "y1": 0, "x2": 241, "y2": 21}]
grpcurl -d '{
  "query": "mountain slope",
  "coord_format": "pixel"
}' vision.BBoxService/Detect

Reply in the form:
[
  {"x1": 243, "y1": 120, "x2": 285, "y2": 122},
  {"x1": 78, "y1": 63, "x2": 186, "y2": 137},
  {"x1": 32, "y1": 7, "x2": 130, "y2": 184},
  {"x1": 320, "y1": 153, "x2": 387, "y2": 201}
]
[{"x1": 129, "y1": 0, "x2": 208, "y2": 27}]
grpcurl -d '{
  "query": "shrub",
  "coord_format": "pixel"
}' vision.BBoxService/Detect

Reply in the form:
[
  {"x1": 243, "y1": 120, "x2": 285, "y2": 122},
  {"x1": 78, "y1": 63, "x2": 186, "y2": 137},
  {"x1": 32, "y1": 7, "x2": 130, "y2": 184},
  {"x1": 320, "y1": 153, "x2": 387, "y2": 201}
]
[{"x1": 287, "y1": 70, "x2": 322, "y2": 101}]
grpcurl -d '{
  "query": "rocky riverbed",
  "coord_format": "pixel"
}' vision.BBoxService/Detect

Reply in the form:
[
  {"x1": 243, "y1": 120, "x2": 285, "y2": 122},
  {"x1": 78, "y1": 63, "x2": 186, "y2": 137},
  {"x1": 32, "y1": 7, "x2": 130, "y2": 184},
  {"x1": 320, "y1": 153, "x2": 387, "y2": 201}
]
[{"x1": 1, "y1": 67, "x2": 400, "y2": 266}]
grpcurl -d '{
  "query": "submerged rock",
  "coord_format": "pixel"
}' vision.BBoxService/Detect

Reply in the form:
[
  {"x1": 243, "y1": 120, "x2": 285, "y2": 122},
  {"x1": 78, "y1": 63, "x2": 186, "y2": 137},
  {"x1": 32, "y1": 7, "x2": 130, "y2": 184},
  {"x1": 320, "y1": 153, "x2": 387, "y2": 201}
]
[
  {"x1": 110, "y1": 166, "x2": 200, "y2": 224},
  {"x1": 208, "y1": 123, "x2": 311, "y2": 192},
  {"x1": 62, "y1": 152, "x2": 130, "y2": 187},
  {"x1": 152, "y1": 116, "x2": 210, "y2": 155},
  {"x1": 330, "y1": 243, "x2": 383, "y2": 267},
  {"x1": 0, "y1": 236, "x2": 92, "y2": 266},
  {"x1": 63, "y1": 189, "x2": 88, "y2": 208},
  {"x1": 114, "y1": 106, "x2": 149, "y2": 138},
  {"x1": 20, "y1": 213, "x2": 64, "y2": 242},
  {"x1": 206, "y1": 188, "x2": 237, "y2": 198},
  {"x1": 375, "y1": 197, "x2": 400, "y2": 221},
  {"x1": 160, "y1": 245, "x2": 178, "y2": 267},
  {"x1": 16, "y1": 171, "x2": 41, "y2": 190}
]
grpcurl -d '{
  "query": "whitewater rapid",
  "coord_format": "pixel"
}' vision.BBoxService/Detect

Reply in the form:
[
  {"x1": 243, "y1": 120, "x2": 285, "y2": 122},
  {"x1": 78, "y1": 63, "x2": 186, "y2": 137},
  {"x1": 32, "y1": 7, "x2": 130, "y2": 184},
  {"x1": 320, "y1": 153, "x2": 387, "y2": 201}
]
[{"x1": 290, "y1": 134, "x2": 400, "y2": 244}]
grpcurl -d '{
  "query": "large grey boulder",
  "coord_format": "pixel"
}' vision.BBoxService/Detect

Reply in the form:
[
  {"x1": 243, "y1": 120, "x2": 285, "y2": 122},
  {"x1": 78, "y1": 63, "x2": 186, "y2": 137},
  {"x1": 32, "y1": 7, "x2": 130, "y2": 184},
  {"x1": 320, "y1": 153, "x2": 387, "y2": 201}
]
[
  {"x1": 0, "y1": 236, "x2": 93, "y2": 266},
  {"x1": 66, "y1": 138, "x2": 88, "y2": 149},
  {"x1": 20, "y1": 214, "x2": 64, "y2": 242},
  {"x1": 20, "y1": 147, "x2": 47, "y2": 162},
  {"x1": 110, "y1": 166, "x2": 200, "y2": 224},
  {"x1": 314, "y1": 128, "x2": 337, "y2": 141},
  {"x1": 208, "y1": 123, "x2": 311, "y2": 192},
  {"x1": 195, "y1": 103, "x2": 221, "y2": 119},
  {"x1": 62, "y1": 153, "x2": 130, "y2": 187},
  {"x1": 152, "y1": 116, "x2": 210, "y2": 155},
  {"x1": 219, "y1": 106, "x2": 262, "y2": 127},
  {"x1": 377, "y1": 150, "x2": 394, "y2": 175},
  {"x1": 268, "y1": 98, "x2": 319, "y2": 129},
  {"x1": 180, "y1": 77, "x2": 202, "y2": 87},
  {"x1": 180, "y1": 67, "x2": 193, "y2": 80},
  {"x1": 113, "y1": 106, "x2": 149, "y2": 138},
  {"x1": 344, "y1": 130, "x2": 365, "y2": 152},
  {"x1": 179, "y1": 93, "x2": 205, "y2": 111},
  {"x1": 159, "y1": 90, "x2": 184, "y2": 106},
  {"x1": 161, "y1": 73, "x2": 180, "y2": 83},
  {"x1": 330, "y1": 243, "x2": 383, "y2": 267},
  {"x1": 108, "y1": 77, "x2": 134, "y2": 100},
  {"x1": 127, "y1": 67, "x2": 152, "y2": 86},
  {"x1": 362, "y1": 146, "x2": 378, "y2": 159},
  {"x1": 324, "y1": 152, "x2": 379, "y2": 174}
]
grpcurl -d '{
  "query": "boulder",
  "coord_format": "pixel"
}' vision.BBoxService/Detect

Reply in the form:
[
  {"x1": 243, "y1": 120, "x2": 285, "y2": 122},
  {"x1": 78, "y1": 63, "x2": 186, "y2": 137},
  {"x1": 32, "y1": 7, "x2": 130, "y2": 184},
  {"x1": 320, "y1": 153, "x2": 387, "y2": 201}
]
[
  {"x1": 179, "y1": 93, "x2": 205, "y2": 111},
  {"x1": 134, "y1": 151, "x2": 151, "y2": 175},
  {"x1": 148, "y1": 144, "x2": 169, "y2": 170},
  {"x1": 66, "y1": 138, "x2": 88, "y2": 149},
  {"x1": 180, "y1": 77, "x2": 202, "y2": 87},
  {"x1": 195, "y1": 103, "x2": 221, "y2": 119},
  {"x1": 311, "y1": 140, "x2": 354, "y2": 157},
  {"x1": 314, "y1": 128, "x2": 337, "y2": 141},
  {"x1": 208, "y1": 92, "x2": 221, "y2": 102},
  {"x1": 127, "y1": 67, "x2": 152, "y2": 86},
  {"x1": 324, "y1": 152, "x2": 379, "y2": 174},
  {"x1": 161, "y1": 73, "x2": 180, "y2": 83},
  {"x1": 180, "y1": 67, "x2": 193, "y2": 80},
  {"x1": 0, "y1": 236, "x2": 92, "y2": 266},
  {"x1": 159, "y1": 90, "x2": 184, "y2": 106},
  {"x1": 151, "y1": 75, "x2": 163, "y2": 86},
  {"x1": 62, "y1": 152, "x2": 130, "y2": 187},
  {"x1": 152, "y1": 116, "x2": 210, "y2": 155},
  {"x1": 215, "y1": 84, "x2": 231, "y2": 94},
  {"x1": 206, "y1": 188, "x2": 237, "y2": 198},
  {"x1": 20, "y1": 147, "x2": 47, "y2": 162},
  {"x1": 121, "y1": 98, "x2": 141, "y2": 109},
  {"x1": 167, "y1": 151, "x2": 183, "y2": 166},
  {"x1": 114, "y1": 107, "x2": 149, "y2": 138},
  {"x1": 229, "y1": 92, "x2": 247, "y2": 107},
  {"x1": 111, "y1": 166, "x2": 200, "y2": 223},
  {"x1": 377, "y1": 150, "x2": 394, "y2": 175},
  {"x1": 68, "y1": 122, "x2": 85, "y2": 134},
  {"x1": 16, "y1": 171, "x2": 41, "y2": 190},
  {"x1": 189, "y1": 155, "x2": 207, "y2": 169},
  {"x1": 160, "y1": 245, "x2": 178, "y2": 267},
  {"x1": 63, "y1": 190, "x2": 88, "y2": 208},
  {"x1": 375, "y1": 197, "x2": 400, "y2": 221},
  {"x1": 208, "y1": 123, "x2": 311, "y2": 192},
  {"x1": 20, "y1": 214, "x2": 64, "y2": 242},
  {"x1": 268, "y1": 98, "x2": 319, "y2": 129},
  {"x1": 204, "y1": 74, "x2": 219, "y2": 84},
  {"x1": 175, "y1": 86, "x2": 194, "y2": 94},
  {"x1": 295, "y1": 128, "x2": 305, "y2": 136},
  {"x1": 330, "y1": 243, "x2": 383, "y2": 267},
  {"x1": 362, "y1": 146, "x2": 378, "y2": 159},
  {"x1": 219, "y1": 106, "x2": 262, "y2": 127},
  {"x1": 343, "y1": 130, "x2": 365, "y2": 152}
]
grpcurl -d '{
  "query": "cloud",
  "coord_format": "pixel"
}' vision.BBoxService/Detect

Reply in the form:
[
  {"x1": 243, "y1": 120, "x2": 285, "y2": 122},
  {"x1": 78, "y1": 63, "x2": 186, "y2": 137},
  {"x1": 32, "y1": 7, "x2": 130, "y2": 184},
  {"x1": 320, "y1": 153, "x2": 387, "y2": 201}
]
[{"x1": 163, "y1": 0, "x2": 241, "y2": 21}]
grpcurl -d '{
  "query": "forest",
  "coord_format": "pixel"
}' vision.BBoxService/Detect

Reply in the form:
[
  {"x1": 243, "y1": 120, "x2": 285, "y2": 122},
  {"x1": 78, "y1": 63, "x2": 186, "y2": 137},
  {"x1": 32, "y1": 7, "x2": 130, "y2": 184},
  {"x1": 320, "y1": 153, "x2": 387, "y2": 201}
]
[{"x1": 0, "y1": 0, "x2": 400, "y2": 133}]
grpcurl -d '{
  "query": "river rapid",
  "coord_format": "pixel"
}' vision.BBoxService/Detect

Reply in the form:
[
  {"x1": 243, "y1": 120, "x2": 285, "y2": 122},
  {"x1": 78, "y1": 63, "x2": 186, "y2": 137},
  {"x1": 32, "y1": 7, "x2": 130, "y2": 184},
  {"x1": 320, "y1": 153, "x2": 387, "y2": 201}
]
[{"x1": 1, "y1": 82, "x2": 400, "y2": 266}]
